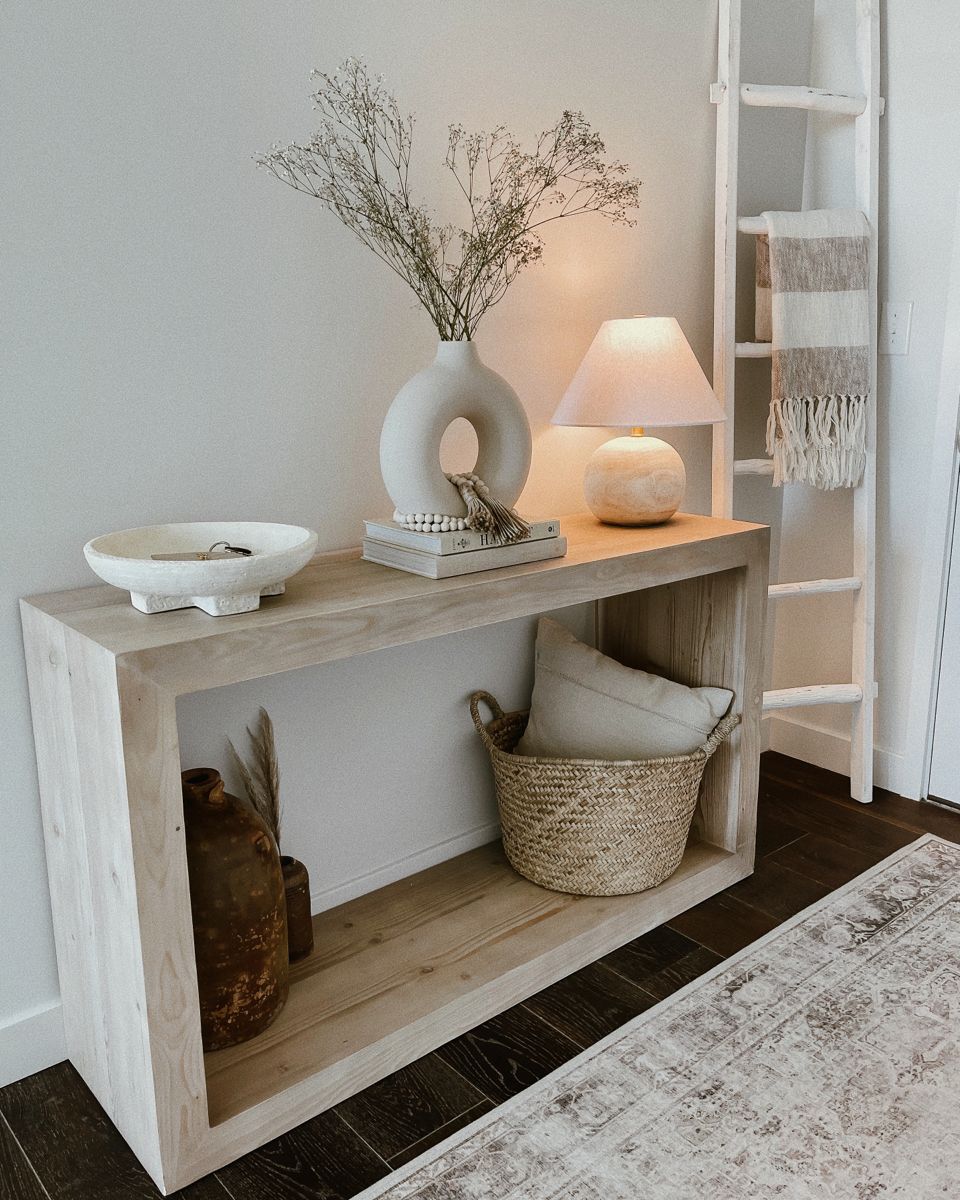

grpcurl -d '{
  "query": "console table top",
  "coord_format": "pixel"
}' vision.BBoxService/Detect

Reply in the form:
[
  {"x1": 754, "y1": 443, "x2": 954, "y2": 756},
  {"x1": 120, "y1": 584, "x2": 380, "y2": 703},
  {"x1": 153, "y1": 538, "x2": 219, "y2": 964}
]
[{"x1": 22, "y1": 512, "x2": 767, "y2": 694}]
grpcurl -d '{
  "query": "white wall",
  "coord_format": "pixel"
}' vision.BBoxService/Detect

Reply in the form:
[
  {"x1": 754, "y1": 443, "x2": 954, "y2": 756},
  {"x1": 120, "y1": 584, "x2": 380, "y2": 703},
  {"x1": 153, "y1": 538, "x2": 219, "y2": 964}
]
[
  {"x1": 768, "y1": 0, "x2": 960, "y2": 794},
  {"x1": 1, "y1": 0, "x2": 741, "y2": 1085}
]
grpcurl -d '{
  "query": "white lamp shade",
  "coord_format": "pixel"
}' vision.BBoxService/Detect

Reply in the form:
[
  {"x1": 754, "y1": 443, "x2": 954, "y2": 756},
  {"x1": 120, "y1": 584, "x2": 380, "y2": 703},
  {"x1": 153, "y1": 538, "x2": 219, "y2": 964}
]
[{"x1": 552, "y1": 317, "x2": 725, "y2": 428}]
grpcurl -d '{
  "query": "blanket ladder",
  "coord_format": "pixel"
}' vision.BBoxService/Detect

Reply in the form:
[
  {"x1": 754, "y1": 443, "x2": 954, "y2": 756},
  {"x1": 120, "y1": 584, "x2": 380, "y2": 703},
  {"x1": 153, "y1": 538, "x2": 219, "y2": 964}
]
[{"x1": 710, "y1": 0, "x2": 881, "y2": 802}]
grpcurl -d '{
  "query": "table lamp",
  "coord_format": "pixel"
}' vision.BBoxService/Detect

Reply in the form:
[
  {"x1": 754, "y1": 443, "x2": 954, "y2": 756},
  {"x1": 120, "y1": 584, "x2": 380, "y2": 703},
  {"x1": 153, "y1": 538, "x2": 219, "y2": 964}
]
[{"x1": 552, "y1": 317, "x2": 725, "y2": 525}]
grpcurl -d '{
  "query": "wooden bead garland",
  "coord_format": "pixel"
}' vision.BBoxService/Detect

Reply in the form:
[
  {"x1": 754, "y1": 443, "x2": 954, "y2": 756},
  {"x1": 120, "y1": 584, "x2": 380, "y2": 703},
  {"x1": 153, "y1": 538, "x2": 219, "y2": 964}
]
[
  {"x1": 393, "y1": 510, "x2": 468, "y2": 533},
  {"x1": 394, "y1": 473, "x2": 489, "y2": 533},
  {"x1": 394, "y1": 473, "x2": 530, "y2": 543}
]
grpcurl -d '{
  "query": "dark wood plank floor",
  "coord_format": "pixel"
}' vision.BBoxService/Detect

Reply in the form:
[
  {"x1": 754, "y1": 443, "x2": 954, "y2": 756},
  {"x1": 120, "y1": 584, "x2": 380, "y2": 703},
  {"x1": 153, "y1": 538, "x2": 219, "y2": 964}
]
[{"x1": 2, "y1": 752, "x2": 957, "y2": 1199}]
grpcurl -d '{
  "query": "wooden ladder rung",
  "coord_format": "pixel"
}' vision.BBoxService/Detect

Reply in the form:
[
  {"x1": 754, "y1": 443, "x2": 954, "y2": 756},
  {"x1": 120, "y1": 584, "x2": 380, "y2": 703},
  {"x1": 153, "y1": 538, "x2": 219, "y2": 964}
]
[
  {"x1": 734, "y1": 458, "x2": 774, "y2": 475},
  {"x1": 737, "y1": 215, "x2": 768, "y2": 235},
  {"x1": 736, "y1": 341, "x2": 773, "y2": 358},
  {"x1": 740, "y1": 83, "x2": 867, "y2": 116},
  {"x1": 769, "y1": 577, "x2": 863, "y2": 598},
  {"x1": 763, "y1": 684, "x2": 863, "y2": 713}
]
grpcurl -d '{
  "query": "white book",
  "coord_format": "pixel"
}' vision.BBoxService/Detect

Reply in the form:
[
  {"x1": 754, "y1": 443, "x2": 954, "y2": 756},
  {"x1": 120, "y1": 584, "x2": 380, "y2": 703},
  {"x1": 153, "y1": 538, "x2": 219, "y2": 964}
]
[
  {"x1": 362, "y1": 535, "x2": 568, "y2": 579},
  {"x1": 363, "y1": 518, "x2": 561, "y2": 556}
]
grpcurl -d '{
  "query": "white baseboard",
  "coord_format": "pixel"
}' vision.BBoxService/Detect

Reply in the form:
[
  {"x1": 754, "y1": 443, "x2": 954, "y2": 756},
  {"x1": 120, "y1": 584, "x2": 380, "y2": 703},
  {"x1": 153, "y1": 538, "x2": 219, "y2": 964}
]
[
  {"x1": 310, "y1": 820, "x2": 501, "y2": 913},
  {"x1": 0, "y1": 1001, "x2": 66, "y2": 1089},
  {"x1": 766, "y1": 714, "x2": 908, "y2": 797}
]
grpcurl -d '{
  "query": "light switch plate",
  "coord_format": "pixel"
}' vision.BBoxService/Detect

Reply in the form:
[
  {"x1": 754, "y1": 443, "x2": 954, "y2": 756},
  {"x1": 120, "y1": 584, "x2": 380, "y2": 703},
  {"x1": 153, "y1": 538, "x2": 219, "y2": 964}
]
[{"x1": 880, "y1": 301, "x2": 913, "y2": 355}]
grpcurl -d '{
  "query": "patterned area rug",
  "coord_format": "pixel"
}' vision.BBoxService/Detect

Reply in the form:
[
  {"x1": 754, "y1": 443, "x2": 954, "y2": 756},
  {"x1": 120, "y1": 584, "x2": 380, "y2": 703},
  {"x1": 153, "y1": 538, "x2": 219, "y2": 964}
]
[{"x1": 356, "y1": 835, "x2": 960, "y2": 1199}]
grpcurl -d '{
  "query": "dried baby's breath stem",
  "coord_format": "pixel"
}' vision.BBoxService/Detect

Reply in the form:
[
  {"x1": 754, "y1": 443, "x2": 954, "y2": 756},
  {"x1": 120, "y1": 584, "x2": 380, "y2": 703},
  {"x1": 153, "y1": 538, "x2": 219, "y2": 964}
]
[{"x1": 258, "y1": 59, "x2": 640, "y2": 339}]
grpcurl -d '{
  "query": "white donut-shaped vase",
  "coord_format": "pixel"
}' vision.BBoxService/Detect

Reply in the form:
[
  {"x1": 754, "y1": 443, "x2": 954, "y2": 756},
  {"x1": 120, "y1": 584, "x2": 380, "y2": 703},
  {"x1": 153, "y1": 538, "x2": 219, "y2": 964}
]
[{"x1": 380, "y1": 341, "x2": 532, "y2": 517}]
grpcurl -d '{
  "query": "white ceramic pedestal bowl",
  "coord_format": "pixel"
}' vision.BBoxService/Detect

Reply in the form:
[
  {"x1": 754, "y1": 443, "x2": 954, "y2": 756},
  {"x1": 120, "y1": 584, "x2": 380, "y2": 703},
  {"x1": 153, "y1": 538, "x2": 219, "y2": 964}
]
[{"x1": 84, "y1": 522, "x2": 319, "y2": 616}]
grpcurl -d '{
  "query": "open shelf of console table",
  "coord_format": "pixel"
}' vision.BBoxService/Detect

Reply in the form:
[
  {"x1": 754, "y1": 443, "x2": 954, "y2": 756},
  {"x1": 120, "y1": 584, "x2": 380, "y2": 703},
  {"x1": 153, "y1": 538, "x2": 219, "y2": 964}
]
[{"x1": 21, "y1": 512, "x2": 768, "y2": 1193}]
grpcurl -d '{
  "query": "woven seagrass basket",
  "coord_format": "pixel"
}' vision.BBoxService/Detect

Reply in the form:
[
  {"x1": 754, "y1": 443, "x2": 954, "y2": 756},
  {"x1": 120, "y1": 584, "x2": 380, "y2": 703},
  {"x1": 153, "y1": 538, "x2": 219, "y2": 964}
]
[{"x1": 470, "y1": 690, "x2": 740, "y2": 897}]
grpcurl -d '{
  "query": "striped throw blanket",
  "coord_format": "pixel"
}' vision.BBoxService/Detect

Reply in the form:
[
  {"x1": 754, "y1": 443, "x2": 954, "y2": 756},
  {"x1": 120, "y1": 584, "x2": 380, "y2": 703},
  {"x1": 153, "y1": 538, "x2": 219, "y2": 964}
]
[{"x1": 755, "y1": 208, "x2": 871, "y2": 489}]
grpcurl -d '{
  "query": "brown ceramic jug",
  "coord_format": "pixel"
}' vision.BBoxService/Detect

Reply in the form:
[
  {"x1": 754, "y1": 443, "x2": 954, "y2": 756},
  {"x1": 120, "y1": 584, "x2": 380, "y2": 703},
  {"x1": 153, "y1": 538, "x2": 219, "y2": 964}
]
[{"x1": 181, "y1": 767, "x2": 289, "y2": 1050}]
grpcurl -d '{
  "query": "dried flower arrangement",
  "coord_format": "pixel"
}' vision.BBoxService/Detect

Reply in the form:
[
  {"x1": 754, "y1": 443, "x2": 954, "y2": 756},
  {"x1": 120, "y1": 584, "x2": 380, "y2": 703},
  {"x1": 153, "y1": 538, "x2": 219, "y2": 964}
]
[
  {"x1": 228, "y1": 711, "x2": 316, "y2": 962},
  {"x1": 229, "y1": 708, "x2": 281, "y2": 848},
  {"x1": 257, "y1": 59, "x2": 640, "y2": 340}
]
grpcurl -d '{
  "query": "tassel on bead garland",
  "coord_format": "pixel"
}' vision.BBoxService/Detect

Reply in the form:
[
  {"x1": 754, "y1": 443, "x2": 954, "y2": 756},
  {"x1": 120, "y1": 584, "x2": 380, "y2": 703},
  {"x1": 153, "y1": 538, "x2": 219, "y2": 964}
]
[
  {"x1": 393, "y1": 473, "x2": 531, "y2": 543},
  {"x1": 447, "y1": 473, "x2": 531, "y2": 544}
]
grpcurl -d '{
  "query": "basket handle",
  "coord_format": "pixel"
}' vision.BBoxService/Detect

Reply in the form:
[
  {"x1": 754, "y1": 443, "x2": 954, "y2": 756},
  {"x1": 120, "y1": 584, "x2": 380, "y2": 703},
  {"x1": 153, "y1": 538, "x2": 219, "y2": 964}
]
[
  {"x1": 702, "y1": 710, "x2": 741, "y2": 757},
  {"x1": 469, "y1": 691, "x2": 506, "y2": 745}
]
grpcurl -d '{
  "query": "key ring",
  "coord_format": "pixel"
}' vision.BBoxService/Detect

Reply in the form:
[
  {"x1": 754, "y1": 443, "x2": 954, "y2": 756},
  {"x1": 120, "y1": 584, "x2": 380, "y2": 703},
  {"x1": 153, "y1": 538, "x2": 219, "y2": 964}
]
[{"x1": 197, "y1": 541, "x2": 253, "y2": 560}]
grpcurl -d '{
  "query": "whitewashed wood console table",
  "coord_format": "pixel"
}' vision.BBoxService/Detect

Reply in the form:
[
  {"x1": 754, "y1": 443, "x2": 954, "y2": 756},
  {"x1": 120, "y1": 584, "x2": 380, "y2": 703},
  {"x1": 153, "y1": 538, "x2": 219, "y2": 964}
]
[{"x1": 21, "y1": 512, "x2": 768, "y2": 1193}]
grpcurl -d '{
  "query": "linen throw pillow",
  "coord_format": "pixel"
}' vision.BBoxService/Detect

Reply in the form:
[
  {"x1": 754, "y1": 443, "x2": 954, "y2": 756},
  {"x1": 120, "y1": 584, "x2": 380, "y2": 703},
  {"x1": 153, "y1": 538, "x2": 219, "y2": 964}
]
[{"x1": 515, "y1": 617, "x2": 733, "y2": 761}]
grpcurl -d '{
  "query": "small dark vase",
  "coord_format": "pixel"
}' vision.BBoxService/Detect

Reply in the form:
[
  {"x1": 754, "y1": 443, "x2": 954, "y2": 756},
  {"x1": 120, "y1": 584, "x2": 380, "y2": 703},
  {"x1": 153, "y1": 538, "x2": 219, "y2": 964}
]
[
  {"x1": 181, "y1": 767, "x2": 289, "y2": 1050},
  {"x1": 281, "y1": 856, "x2": 314, "y2": 961}
]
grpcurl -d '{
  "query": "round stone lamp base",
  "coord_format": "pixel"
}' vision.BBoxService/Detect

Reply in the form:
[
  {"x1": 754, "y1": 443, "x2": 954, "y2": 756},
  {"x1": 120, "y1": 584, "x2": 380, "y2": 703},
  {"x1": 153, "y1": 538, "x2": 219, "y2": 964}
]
[{"x1": 583, "y1": 435, "x2": 686, "y2": 526}]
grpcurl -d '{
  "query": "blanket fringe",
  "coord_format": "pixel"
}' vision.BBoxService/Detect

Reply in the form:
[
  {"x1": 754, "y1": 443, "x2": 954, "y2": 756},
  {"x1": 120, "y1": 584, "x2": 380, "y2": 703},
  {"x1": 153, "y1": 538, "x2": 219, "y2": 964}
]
[{"x1": 765, "y1": 394, "x2": 867, "y2": 489}]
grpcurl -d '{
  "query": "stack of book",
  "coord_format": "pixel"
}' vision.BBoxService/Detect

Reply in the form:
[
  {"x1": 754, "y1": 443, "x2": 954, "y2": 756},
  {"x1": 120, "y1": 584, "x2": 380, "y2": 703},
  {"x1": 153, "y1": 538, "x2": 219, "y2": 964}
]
[{"x1": 362, "y1": 518, "x2": 566, "y2": 578}]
